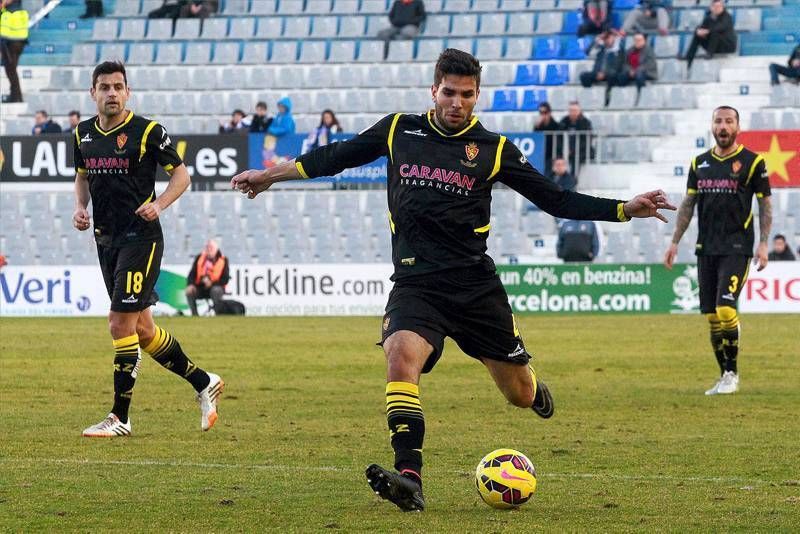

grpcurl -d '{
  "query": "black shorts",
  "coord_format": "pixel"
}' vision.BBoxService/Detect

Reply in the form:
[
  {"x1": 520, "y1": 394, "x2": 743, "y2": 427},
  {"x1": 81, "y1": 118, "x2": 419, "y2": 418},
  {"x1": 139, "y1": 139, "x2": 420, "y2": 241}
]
[
  {"x1": 97, "y1": 240, "x2": 163, "y2": 313},
  {"x1": 379, "y1": 265, "x2": 531, "y2": 373},
  {"x1": 697, "y1": 254, "x2": 751, "y2": 314}
]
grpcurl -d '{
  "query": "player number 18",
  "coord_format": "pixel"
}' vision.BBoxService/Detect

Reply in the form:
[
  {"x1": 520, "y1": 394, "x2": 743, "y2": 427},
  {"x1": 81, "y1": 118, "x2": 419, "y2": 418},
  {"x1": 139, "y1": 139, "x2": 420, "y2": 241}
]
[{"x1": 126, "y1": 271, "x2": 144, "y2": 294}]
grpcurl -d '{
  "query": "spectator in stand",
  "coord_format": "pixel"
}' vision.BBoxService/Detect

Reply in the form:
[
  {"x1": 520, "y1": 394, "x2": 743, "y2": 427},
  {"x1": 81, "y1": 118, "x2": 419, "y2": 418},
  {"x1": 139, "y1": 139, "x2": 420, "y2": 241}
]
[
  {"x1": 578, "y1": 0, "x2": 612, "y2": 37},
  {"x1": 548, "y1": 158, "x2": 577, "y2": 192},
  {"x1": 79, "y1": 0, "x2": 103, "y2": 18},
  {"x1": 377, "y1": 0, "x2": 426, "y2": 59},
  {"x1": 32, "y1": 110, "x2": 62, "y2": 135},
  {"x1": 579, "y1": 31, "x2": 625, "y2": 105},
  {"x1": 267, "y1": 97, "x2": 296, "y2": 138},
  {"x1": 615, "y1": 32, "x2": 658, "y2": 100},
  {"x1": 533, "y1": 102, "x2": 561, "y2": 171},
  {"x1": 65, "y1": 110, "x2": 81, "y2": 134},
  {"x1": 306, "y1": 109, "x2": 343, "y2": 151},
  {"x1": 683, "y1": 0, "x2": 736, "y2": 69},
  {"x1": 768, "y1": 234, "x2": 796, "y2": 261},
  {"x1": 0, "y1": 0, "x2": 28, "y2": 103},
  {"x1": 621, "y1": 0, "x2": 670, "y2": 37},
  {"x1": 180, "y1": 0, "x2": 218, "y2": 19},
  {"x1": 557, "y1": 220, "x2": 600, "y2": 262},
  {"x1": 559, "y1": 101, "x2": 594, "y2": 167},
  {"x1": 248, "y1": 101, "x2": 273, "y2": 133},
  {"x1": 769, "y1": 44, "x2": 800, "y2": 85},
  {"x1": 185, "y1": 239, "x2": 230, "y2": 316},
  {"x1": 219, "y1": 109, "x2": 247, "y2": 134}
]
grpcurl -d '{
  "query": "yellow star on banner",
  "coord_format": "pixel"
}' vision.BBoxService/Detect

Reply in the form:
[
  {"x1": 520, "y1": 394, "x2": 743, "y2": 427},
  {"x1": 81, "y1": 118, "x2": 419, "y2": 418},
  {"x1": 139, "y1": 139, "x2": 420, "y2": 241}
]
[{"x1": 759, "y1": 135, "x2": 796, "y2": 182}]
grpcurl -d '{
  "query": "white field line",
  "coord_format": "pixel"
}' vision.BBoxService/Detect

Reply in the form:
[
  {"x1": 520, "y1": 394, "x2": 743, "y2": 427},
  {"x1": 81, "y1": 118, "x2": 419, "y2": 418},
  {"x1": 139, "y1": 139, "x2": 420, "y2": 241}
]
[{"x1": 0, "y1": 458, "x2": 777, "y2": 486}]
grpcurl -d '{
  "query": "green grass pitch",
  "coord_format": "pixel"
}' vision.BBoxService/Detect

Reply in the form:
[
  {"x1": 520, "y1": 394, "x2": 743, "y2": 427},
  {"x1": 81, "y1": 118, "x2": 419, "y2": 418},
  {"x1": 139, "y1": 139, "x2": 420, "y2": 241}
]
[{"x1": 1, "y1": 315, "x2": 798, "y2": 531}]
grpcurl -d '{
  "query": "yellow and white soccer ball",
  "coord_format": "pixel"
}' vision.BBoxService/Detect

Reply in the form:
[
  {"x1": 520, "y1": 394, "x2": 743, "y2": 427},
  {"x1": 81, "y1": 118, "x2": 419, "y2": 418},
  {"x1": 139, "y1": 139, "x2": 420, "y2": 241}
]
[{"x1": 475, "y1": 448, "x2": 537, "y2": 509}]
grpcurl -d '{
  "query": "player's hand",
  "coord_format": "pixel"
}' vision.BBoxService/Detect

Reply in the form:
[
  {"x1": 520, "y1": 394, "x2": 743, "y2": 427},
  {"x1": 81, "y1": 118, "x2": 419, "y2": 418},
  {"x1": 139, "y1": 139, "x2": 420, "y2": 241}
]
[
  {"x1": 754, "y1": 242, "x2": 769, "y2": 272},
  {"x1": 623, "y1": 190, "x2": 676, "y2": 223},
  {"x1": 73, "y1": 207, "x2": 90, "y2": 231},
  {"x1": 231, "y1": 169, "x2": 271, "y2": 199},
  {"x1": 663, "y1": 242, "x2": 678, "y2": 270},
  {"x1": 135, "y1": 201, "x2": 162, "y2": 221}
]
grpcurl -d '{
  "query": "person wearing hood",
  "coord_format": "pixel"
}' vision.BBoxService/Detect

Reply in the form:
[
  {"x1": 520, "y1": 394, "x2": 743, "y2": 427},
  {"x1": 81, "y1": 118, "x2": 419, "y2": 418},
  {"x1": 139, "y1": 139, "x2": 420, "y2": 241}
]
[{"x1": 267, "y1": 97, "x2": 296, "y2": 138}]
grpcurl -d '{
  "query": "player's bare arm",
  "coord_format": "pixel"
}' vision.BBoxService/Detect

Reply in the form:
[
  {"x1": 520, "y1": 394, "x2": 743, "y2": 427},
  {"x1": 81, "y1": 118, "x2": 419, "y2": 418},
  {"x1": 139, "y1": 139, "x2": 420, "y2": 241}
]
[
  {"x1": 755, "y1": 195, "x2": 772, "y2": 271},
  {"x1": 73, "y1": 171, "x2": 91, "y2": 231},
  {"x1": 135, "y1": 163, "x2": 190, "y2": 222},
  {"x1": 664, "y1": 194, "x2": 697, "y2": 269},
  {"x1": 230, "y1": 159, "x2": 303, "y2": 198}
]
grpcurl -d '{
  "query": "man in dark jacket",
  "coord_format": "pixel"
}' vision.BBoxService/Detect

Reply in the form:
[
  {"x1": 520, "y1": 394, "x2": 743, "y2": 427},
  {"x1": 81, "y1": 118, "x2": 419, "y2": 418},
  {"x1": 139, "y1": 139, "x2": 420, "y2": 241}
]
[
  {"x1": 557, "y1": 220, "x2": 599, "y2": 262},
  {"x1": 549, "y1": 158, "x2": 578, "y2": 192},
  {"x1": 615, "y1": 32, "x2": 659, "y2": 93},
  {"x1": 769, "y1": 44, "x2": 800, "y2": 85},
  {"x1": 768, "y1": 234, "x2": 796, "y2": 261},
  {"x1": 248, "y1": 101, "x2": 273, "y2": 133},
  {"x1": 534, "y1": 101, "x2": 562, "y2": 171},
  {"x1": 377, "y1": 0, "x2": 426, "y2": 59},
  {"x1": 559, "y1": 101, "x2": 593, "y2": 167},
  {"x1": 580, "y1": 31, "x2": 625, "y2": 105},
  {"x1": 32, "y1": 110, "x2": 62, "y2": 135},
  {"x1": 684, "y1": 0, "x2": 736, "y2": 68},
  {"x1": 185, "y1": 239, "x2": 230, "y2": 316}
]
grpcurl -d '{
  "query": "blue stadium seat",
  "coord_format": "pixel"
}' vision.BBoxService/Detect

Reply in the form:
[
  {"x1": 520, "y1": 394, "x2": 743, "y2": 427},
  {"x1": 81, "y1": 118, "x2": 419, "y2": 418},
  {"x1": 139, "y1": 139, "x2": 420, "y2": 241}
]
[
  {"x1": 491, "y1": 89, "x2": 519, "y2": 111},
  {"x1": 561, "y1": 36, "x2": 590, "y2": 59},
  {"x1": 513, "y1": 63, "x2": 541, "y2": 85},
  {"x1": 562, "y1": 11, "x2": 583, "y2": 34},
  {"x1": 521, "y1": 89, "x2": 547, "y2": 111},
  {"x1": 533, "y1": 37, "x2": 560, "y2": 59},
  {"x1": 613, "y1": 0, "x2": 638, "y2": 8},
  {"x1": 542, "y1": 63, "x2": 569, "y2": 85}
]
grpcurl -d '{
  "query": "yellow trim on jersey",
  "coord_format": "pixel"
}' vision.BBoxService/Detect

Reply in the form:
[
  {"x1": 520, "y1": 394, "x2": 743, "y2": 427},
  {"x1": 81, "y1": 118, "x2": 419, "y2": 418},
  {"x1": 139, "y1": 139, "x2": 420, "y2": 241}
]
[
  {"x1": 74, "y1": 126, "x2": 81, "y2": 145},
  {"x1": 139, "y1": 120, "x2": 158, "y2": 162},
  {"x1": 743, "y1": 210, "x2": 754, "y2": 230},
  {"x1": 387, "y1": 113, "x2": 403, "y2": 163},
  {"x1": 691, "y1": 156, "x2": 698, "y2": 172},
  {"x1": 617, "y1": 202, "x2": 630, "y2": 222},
  {"x1": 295, "y1": 160, "x2": 309, "y2": 179},
  {"x1": 710, "y1": 144, "x2": 744, "y2": 162},
  {"x1": 388, "y1": 211, "x2": 395, "y2": 234},
  {"x1": 163, "y1": 163, "x2": 175, "y2": 174},
  {"x1": 93, "y1": 110, "x2": 134, "y2": 136},
  {"x1": 488, "y1": 136, "x2": 506, "y2": 181},
  {"x1": 687, "y1": 188, "x2": 697, "y2": 195},
  {"x1": 145, "y1": 241, "x2": 157, "y2": 277},
  {"x1": 474, "y1": 223, "x2": 491, "y2": 234},
  {"x1": 138, "y1": 192, "x2": 154, "y2": 209},
  {"x1": 745, "y1": 154, "x2": 764, "y2": 186},
  {"x1": 756, "y1": 192, "x2": 764, "y2": 198},
  {"x1": 426, "y1": 110, "x2": 479, "y2": 137},
  {"x1": 742, "y1": 259, "x2": 751, "y2": 286}
]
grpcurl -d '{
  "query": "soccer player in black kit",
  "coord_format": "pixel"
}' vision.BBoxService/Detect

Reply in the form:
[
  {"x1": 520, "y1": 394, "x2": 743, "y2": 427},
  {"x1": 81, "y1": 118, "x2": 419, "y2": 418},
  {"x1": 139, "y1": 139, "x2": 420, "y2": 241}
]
[
  {"x1": 73, "y1": 61, "x2": 223, "y2": 437},
  {"x1": 665, "y1": 106, "x2": 772, "y2": 396},
  {"x1": 232, "y1": 49, "x2": 675, "y2": 511}
]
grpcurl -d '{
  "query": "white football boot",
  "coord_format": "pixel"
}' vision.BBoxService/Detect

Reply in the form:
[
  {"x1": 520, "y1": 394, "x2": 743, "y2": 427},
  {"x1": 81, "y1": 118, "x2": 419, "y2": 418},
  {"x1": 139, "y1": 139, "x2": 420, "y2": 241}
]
[
  {"x1": 197, "y1": 372, "x2": 224, "y2": 431},
  {"x1": 704, "y1": 376, "x2": 723, "y2": 396},
  {"x1": 715, "y1": 370, "x2": 739, "y2": 394},
  {"x1": 82, "y1": 413, "x2": 131, "y2": 437}
]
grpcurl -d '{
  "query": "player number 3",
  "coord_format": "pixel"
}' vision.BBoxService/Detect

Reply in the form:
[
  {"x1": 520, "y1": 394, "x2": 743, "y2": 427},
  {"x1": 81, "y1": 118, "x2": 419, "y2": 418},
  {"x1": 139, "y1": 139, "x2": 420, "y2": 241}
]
[
  {"x1": 126, "y1": 271, "x2": 144, "y2": 294},
  {"x1": 728, "y1": 275, "x2": 739, "y2": 293}
]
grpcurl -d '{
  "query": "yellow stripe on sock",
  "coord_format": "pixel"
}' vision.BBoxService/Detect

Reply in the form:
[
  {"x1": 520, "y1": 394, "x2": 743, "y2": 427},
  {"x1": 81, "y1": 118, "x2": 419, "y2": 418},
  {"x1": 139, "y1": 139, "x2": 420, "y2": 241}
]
[
  {"x1": 113, "y1": 334, "x2": 139, "y2": 348},
  {"x1": 143, "y1": 326, "x2": 173, "y2": 356},
  {"x1": 386, "y1": 381, "x2": 419, "y2": 396}
]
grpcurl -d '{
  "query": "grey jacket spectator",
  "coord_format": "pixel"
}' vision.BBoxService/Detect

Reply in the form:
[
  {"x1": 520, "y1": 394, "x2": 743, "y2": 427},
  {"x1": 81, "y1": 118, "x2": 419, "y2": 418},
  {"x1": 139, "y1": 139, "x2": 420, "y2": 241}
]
[
  {"x1": 580, "y1": 31, "x2": 625, "y2": 106},
  {"x1": 377, "y1": 0, "x2": 426, "y2": 59},
  {"x1": 684, "y1": 0, "x2": 736, "y2": 68},
  {"x1": 768, "y1": 235, "x2": 796, "y2": 261},
  {"x1": 622, "y1": 0, "x2": 671, "y2": 36},
  {"x1": 615, "y1": 33, "x2": 658, "y2": 92},
  {"x1": 769, "y1": 44, "x2": 800, "y2": 85}
]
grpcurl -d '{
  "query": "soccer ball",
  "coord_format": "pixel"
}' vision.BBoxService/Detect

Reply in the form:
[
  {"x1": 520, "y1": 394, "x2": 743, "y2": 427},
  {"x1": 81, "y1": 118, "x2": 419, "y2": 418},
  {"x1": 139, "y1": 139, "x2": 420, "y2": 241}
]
[{"x1": 475, "y1": 448, "x2": 537, "y2": 509}]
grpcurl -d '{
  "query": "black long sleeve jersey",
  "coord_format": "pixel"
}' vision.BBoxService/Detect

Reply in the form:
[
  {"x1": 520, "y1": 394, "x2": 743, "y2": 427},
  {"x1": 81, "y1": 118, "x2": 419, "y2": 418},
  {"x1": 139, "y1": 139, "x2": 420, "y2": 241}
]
[{"x1": 296, "y1": 111, "x2": 629, "y2": 280}]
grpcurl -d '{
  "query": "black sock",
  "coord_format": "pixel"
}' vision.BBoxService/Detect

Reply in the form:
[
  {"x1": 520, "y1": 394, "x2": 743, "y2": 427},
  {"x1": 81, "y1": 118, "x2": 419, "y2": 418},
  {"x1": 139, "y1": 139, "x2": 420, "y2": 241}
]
[
  {"x1": 143, "y1": 325, "x2": 210, "y2": 392},
  {"x1": 718, "y1": 307, "x2": 740, "y2": 374},
  {"x1": 707, "y1": 315, "x2": 726, "y2": 375},
  {"x1": 386, "y1": 381, "x2": 424, "y2": 486},
  {"x1": 111, "y1": 334, "x2": 141, "y2": 424}
]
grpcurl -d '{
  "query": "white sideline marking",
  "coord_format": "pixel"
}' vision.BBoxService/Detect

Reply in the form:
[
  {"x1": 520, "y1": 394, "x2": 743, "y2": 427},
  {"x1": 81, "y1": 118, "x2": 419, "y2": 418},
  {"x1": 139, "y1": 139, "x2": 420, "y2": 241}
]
[{"x1": 0, "y1": 458, "x2": 775, "y2": 486}]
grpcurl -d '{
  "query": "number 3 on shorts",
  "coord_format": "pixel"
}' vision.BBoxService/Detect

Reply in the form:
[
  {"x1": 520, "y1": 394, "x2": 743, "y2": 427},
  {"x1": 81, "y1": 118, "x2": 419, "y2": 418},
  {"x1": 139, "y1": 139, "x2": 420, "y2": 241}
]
[
  {"x1": 126, "y1": 271, "x2": 144, "y2": 294},
  {"x1": 728, "y1": 275, "x2": 739, "y2": 293}
]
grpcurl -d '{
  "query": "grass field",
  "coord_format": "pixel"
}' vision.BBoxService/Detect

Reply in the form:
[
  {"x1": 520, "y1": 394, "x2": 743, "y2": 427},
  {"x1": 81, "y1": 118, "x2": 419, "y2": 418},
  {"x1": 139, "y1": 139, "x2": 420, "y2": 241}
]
[{"x1": 1, "y1": 314, "x2": 798, "y2": 532}]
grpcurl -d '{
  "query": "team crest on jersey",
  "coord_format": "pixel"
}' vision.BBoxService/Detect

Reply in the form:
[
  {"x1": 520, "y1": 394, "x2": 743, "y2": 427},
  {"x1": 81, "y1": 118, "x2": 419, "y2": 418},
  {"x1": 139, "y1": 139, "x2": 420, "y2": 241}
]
[
  {"x1": 115, "y1": 133, "x2": 128, "y2": 155},
  {"x1": 731, "y1": 160, "x2": 742, "y2": 174},
  {"x1": 465, "y1": 142, "x2": 479, "y2": 161}
]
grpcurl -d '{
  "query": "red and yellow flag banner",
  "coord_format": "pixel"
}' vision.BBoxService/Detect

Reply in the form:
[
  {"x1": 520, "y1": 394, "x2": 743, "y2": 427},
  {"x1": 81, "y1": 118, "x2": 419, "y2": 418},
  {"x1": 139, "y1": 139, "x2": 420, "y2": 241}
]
[{"x1": 738, "y1": 130, "x2": 800, "y2": 188}]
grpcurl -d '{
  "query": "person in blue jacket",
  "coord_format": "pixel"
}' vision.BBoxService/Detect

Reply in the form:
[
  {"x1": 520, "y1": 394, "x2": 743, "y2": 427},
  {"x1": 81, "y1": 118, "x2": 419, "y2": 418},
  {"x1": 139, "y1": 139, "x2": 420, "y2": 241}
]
[{"x1": 267, "y1": 97, "x2": 295, "y2": 138}]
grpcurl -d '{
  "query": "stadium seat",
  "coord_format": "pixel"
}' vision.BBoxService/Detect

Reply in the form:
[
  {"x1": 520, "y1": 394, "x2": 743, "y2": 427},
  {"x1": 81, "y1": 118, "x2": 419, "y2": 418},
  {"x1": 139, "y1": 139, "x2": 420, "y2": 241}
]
[
  {"x1": 249, "y1": 0, "x2": 277, "y2": 14},
  {"x1": 284, "y1": 17, "x2": 311, "y2": 38},
  {"x1": 194, "y1": 93, "x2": 225, "y2": 114},
  {"x1": 145, "y1": 19, "x2": 173, "y2": 40},
  {"x1": 329, "y1": 40, "x2": 357, "y2": 61},
  {"x1": 505, "y1": 37, "x2": 533, "y2": 59},
  {"x1": 521, "y1": 89, "x2": 547, "y2": 111},
  {"x1": 478, "y1": 13, "x2": 506, "y2": 35},
  {"x1": 533, "y1": 37, "x2": 560, "y2": 59},
  {"x1": 513, "y1": 63, "x2": 541, "y2": 85},
  {"x1": 678, "y1": 9, "x2": 704, "y2": 31},
  {"x1": 339, "y1": 16, "x2": 366, "y2": 37},
  {"x1": 127, "y1": 42, "x2": 155, "y2": 64},
  {"x1": 688, "y1": 61, "x2": 719, "y2": 82},
  {"x1": 542, "y1": 63, "x2": 569, "y2": 85},
  {"x1": 562, "y1": 10, "x2": 583, "y2": 34},
  {"x1": 173, "y1": 18, "x2": 201, "y2": 40},
  {"x1": 119, "y1": 18, "x2": 147, "y2": 40},
  {"x1": 227, "y1": 17, "x2": 254, "y2": 39},
  {"x1": 312, "y1": 16, "x2": 339, "y2": 37},
  {"x1": 190, "y1": 67, "x2": 219, "y2": 89},
  {"x1": 270, "y1": 41, "x2": 298, "y2": 62},
  {"x1": 360, "y1": 0, "x2": 388, "y2": 13},
  {"x1": 71, "y1": 43, "x2": 97, "y2": 65},
  {"x1": 659, "y1": 59, "x2": 685, "y2": 82},
  {"x1": 357, "y1": 40, "x2": 384, "y2": 62},
  {"x1": 749, "y1": 111, "x2": 776, "y2": 130},
  {"x1": 201, "y1": 17, "x2": 229, "y2": 40},
  {"x1": 306, "y1": 0, "x2": 332, "y2": 13},
  {"x1": 507, "y1": 13, "x2": 534, "y2": 35},
  {"x1": 645, "y1": 113, "x2": 675, "y2": 135},
  {"x1": 475, "y1": 37, "x2": 503, "y2": 60},
  {"x1": 332, "y1": 0, "x2": 359, "y2": 14},
  {"x1": 770, "y1": 84, "x2": 800, "y2": 107},
  {"x1": 241, "y1": 41, "x2": 268, "y2": 63},
  {"x1": 387, "y1": 40, "x2": 414, "y2": 61},
  {"x1": 112, "y1": 0, "x2": 141, "y2": 16},
  {"x1": 279, "y1": 0, "x2": 305, "y2": 14},
  {"x1": 417, "y1": 39, "x2": 446, "y2": 61},
  {"x1": 536, "y1": 11, "x2": 563, "y2": 33},
  {"x1": 561, "y1": 36, "x2": 590, "y2": 59},
  {"x1": 616, "y1": 113, "x2": 645, "y2": 136},
  {"x1": 91, "y1": 18, "x2": 119, "y2": 41},
  {"x1": 501, "y1": 0, "x2": 527, "y2": 9},
  {"x1": 299, "y1": 40, "x2": 328, "y2": 63},
  {"x1": 637, "y1": 85, "x2": 665, "y2": 109},
  {"x1": 424, "y1": 14, "x2": 451, "y2": 36},
  {"x1": 140, "y1": 0, "x2": 162, "y2": 15},
  {"x1": 223, "y1": 0, "x2": 249, "y2": 14},
  {"x1": 654, "y1": 35, "x2": 680, "y2": 57},
  {"x1": 48, "y1": 69, "x2": 72, "y2": 90},
  {"x1": 734, "y1": 8, "x2": 762, "y2": 31},
  {"x1": 607, "y1": 86, "x2": 638, "y2": 109},
  {"x1": 445, "y1": 0, "x2": 470, "y2": 11},
  {"x1": 575, "y1": 86, "x2": 604, "y2": 110},
  {"x1": 275, "y1": 65, "x2": 304, "y2": 89},
  {"x1": 184, "y1": 42, "x2": 211, "y2": 64},
  {"x1": 490, "y1": 89, "x2": 519, "y2": 111},
  {"x1": 212, "y1": 41, "x2": 240, "y2": 63},
  {"x1": 780, "y1": 110, "x2": 800, "y2": 129},
  {"x1": 450, "y1": 14, "x2": 479, "y2": 36},
  {"x1": 256, "y1": 17, "x2": 284, "y2": 38},
  {"x1": 446, "y1": 37, "x2": 473, "y2": 54}
]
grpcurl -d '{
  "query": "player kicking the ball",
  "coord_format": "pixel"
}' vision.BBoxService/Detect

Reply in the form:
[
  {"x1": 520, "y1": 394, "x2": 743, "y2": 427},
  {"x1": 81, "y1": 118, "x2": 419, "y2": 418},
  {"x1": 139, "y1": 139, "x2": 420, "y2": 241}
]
[
  {"x1": 73, "y1": 61, "x2": 223, "y2": 437},
  {"x1": 232, "y1": 49, "x2": 675, "y2": 511}
]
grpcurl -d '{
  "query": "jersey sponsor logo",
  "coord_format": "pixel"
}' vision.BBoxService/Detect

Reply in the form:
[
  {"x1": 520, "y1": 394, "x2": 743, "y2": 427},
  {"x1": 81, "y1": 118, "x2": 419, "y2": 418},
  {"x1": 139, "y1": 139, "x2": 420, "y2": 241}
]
[
  {"x1": 398, "y1": 164, "x2": 476, "y2": 190},
  {"x1": 697, "y1": 160, "x2": 710, "y2": 169},
  {"x1": 84, "y1": 157, "x2": 130, "y2": 172},
  {"x1": 731, "y1": 160, "x2": 742, "y2": 174},
  {"x1": 696, "y1": 178, "x2": 738, "y2": 193},
  {"x1": 159, "y1": 127, "x2": 172, "y2": 150},
  {"x1": 465, "y1": 142, "x2": 479, "y2": 161},
  {"x1": 121, "y1": 294, "x2": 138, "y2": 304},
  {"x1": 403, "y1": 129, "x2": 427, "y2": 137},
  {"x1": 81, "y1": 133, "x2": 93, "y2": 143}
]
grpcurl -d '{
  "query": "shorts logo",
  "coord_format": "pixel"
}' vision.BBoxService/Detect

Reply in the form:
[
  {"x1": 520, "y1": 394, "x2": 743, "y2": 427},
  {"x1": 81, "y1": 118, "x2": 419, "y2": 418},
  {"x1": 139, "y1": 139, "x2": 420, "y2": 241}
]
[
  {"x1": 465, "y1": 142, "x2": 479, "y2": 161},
  {"x1": 721, "y1": 292, "x2": 735, "y2": 301},
  {"x1": 121, "y1": 294, "x2": 138, "y2": 304},
  {"x1": 401, "y1": 257, "x2": 415, "y2": 266},
  {"x1": 508, "y1": 343, "x2": 526, "y2": 358},
  {"x1": 731, "y1": 160, "x2": 742, "y2": 174},
  {"x1": 383, "y1": 317, "x2": 390, "y2": 332}
]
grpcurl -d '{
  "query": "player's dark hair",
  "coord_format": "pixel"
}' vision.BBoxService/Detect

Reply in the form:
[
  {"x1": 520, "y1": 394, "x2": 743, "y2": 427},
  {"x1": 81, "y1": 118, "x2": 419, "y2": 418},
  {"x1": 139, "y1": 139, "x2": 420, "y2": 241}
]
[
  {"x1": 713, "y1": 105, "x2": 739, "y2": 123},
  {"x1": 92, "y1": 61, "x2": 127, "y2": 88},
  {"x1": 434, "y1": 48, "x2": 482, "y2": 87}
]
